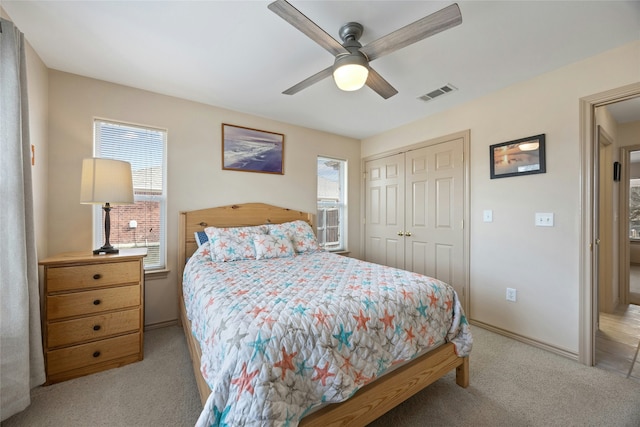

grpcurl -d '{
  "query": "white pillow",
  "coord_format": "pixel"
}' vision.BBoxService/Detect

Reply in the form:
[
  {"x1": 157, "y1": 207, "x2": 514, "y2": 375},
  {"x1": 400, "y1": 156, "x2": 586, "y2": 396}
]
[
  {"x1": 205, "y1": 225, "x2": 268, "y2": 262},
  {"x1": 253, "y1": 234, "x2": 295, "y2": 260},
  {"x1": 267, "y1": 221, "x2": 320, "y2": 253}
]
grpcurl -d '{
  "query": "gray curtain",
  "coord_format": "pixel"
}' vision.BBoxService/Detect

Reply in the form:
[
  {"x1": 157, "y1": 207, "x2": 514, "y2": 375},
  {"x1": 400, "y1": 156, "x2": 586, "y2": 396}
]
[{"x1": 0, "y1": 18, "x2": 46, "y2": 421}]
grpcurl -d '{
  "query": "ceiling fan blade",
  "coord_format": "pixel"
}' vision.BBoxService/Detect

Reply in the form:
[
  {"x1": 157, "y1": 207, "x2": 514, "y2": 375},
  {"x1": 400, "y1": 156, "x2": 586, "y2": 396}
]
[
  {"x1": 361, "y1": 3, "x2": 462, "y2": 62},
  {"x1": 268, "y1": 0, "x2": 348, "y2": 57},
  {"x1": 282, "y1": 66, "x2": 333, "y2": 95},
  {"x1": 366, "y1": 68, "x2": 398, "y2": 99}
]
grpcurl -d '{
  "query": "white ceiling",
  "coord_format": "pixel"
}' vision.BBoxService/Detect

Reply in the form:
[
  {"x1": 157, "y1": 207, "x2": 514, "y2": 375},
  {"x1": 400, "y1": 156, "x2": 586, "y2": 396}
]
[
  {"x1": 2, "y1": 1, "x2": 639, "y2": 139},
  {"x1": 607, "y1": 97, "x2": 640, "y2": 124}
]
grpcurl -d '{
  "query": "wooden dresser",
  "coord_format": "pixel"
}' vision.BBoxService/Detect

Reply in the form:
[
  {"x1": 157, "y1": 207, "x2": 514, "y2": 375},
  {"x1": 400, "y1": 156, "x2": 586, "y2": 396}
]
[{"x1": 39, "y1": 248, "x2": 147, "y2": 384}]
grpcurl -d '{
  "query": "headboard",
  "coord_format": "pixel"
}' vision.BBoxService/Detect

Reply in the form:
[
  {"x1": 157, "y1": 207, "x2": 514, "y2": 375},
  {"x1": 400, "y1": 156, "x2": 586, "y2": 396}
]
[{"x1": 178, "y1": 203, "x2": 314, "y2": 280}]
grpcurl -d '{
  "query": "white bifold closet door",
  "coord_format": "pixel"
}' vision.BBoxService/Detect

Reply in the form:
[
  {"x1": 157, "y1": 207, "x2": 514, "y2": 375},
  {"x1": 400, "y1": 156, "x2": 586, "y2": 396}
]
[{"x1": 365, "y1": 136, "x2": 465, "y2": 303}]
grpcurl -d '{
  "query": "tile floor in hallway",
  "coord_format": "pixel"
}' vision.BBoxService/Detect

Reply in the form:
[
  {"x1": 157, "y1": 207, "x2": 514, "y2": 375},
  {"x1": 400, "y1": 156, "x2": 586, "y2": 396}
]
[{"x1": 596, "y1": 266, "x2": 640, "y2": 381}]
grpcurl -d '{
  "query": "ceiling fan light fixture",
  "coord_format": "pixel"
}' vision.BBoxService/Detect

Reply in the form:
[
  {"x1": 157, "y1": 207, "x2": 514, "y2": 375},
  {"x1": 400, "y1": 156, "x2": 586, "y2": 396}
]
[
  {"x1": 269, "y1": 1, "x2": 462, "y2": 98},
  {"x1": 333, "y1": 53, "x2": 369, "y2": 92}
]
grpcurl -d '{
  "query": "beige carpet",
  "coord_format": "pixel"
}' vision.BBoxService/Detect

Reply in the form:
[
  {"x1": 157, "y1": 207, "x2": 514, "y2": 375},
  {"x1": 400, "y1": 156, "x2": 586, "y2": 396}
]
[
  {"x1": 1, "y1": 326, "x2": 201, "y2": 427},
  {"x1": 2, "y1": 325, "x2": 639, "y2": 427}
]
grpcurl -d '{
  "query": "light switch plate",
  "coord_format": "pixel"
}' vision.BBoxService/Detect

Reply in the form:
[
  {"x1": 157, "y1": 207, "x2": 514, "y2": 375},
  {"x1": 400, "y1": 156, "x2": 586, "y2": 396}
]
[
  {"x1": 483, "y1": 210, "x2": 493, "y2": 222},
  {"x1": 535, "y1": 212, "x2": 554, "y2": 227}
]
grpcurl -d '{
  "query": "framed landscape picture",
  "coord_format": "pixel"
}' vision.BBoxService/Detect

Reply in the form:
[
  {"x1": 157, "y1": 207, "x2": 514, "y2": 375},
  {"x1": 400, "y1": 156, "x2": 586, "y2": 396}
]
[
  {"x1": 490, "y1": 134, "x2": 546, "y2": 179},
  {"x1": 222, "y1": 123, "x2": 284, "y2": 174}
]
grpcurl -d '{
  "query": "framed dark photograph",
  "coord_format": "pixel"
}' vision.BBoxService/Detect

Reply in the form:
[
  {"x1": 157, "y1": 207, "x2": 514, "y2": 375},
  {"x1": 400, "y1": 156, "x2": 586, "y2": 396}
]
[
  {"x1": 222, "y1": 124, "x2": 284, "y2": 174},
  {"x1": 490, "y1": 134, "x2": 546, "y2": 179}
]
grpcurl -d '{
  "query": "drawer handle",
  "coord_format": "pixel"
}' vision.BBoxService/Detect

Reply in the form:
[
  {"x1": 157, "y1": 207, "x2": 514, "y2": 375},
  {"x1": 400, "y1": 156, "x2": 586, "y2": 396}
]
[
  {"x1": 93, "y1": 299, "x2": 101, "y2": 306},
  {"x1": 93, "y1": 274, "x2": 102, "y2": 280},
  {"x1": 93, "y1": 325, "x2": 101, "y2": 331},
  {"x1": 93, "y1": 351, "x2": 101, "y2": 358}
]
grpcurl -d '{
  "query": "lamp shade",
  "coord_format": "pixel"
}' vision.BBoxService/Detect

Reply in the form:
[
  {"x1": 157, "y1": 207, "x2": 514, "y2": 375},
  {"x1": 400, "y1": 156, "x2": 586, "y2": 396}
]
[
  {"x1": 80, "y1": 158, "x2": 134, "y2": 205},
  {"x1": 333, "y1": 53, "x2": 369, "y2": 92}
]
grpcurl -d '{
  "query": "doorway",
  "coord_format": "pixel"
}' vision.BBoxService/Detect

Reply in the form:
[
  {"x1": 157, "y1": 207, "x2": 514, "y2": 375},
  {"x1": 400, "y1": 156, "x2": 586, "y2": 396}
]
[
  {"x1": 595, "y1": 125, "x2": 640, "y2": 379},
  {"x1": 620, "y1": 146, "x2": 640, "y2": 306},
  {"x1": 579, "y1": 82, "x2": 640, "y2": 367}
]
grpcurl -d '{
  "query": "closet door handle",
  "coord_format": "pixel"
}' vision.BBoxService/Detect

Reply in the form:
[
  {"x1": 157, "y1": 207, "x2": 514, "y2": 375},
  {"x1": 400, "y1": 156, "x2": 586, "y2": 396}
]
[
  {"x1": 397, "y1": 231, "x2": 405, "y2": 236},
  {"x1": 405, "y1": 231, "x2": 412, "y2": 237}
]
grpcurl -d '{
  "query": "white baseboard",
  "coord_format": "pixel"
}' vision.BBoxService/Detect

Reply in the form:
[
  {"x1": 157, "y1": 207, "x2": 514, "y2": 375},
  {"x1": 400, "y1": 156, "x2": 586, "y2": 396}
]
[{"x1": 144, "y1": 319, "x2": 178, "y2": 331}]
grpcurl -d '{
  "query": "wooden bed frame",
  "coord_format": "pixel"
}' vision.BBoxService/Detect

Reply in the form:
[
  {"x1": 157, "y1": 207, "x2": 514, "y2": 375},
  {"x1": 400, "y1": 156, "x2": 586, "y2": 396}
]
[{"x1": 178, "y1": 203, "x2": 469, "y2": 426}]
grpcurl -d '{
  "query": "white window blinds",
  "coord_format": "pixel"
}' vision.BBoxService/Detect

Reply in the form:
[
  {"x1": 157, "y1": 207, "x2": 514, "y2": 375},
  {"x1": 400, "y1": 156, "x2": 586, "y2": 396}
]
[{"x1": 94, "y1": 119, "x2": 167, "y2": 269}]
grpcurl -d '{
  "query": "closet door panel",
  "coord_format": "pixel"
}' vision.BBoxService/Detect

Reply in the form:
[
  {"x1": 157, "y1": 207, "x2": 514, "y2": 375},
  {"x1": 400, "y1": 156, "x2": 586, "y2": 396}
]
[
  {"x1": 408, "y1": 240, "x2": 430, "y2": 277},
  {"x1": 435, "y1": 243, "x2": 454, "y2": 286},
  {"x1": 405, "y1": 146, "x2": 432, "y2": 276},
  {"x1": 365, "y1": 153, "x2": 405, "y2": 269},
  {"x1": 435, "y1": 177, "x2": 453, "y2": 228},
  {"x1": 425, "y1": 139, "x2": 465, "y2": 300}
]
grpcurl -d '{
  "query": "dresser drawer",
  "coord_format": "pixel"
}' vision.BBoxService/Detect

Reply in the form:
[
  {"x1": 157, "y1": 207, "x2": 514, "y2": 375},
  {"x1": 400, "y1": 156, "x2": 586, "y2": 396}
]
[
  {"x1": 47, "y1": 261, "x2": 140, "y2": 292},
  {"x1": 47, "y1": 332, "x2": 141, "y2": 376},
  {"x1": 47, "y1": 285, "x2": 140, "y2": 320},
  {"x1": 47, "y1": 308, "x2": 141, "y2": 348}
]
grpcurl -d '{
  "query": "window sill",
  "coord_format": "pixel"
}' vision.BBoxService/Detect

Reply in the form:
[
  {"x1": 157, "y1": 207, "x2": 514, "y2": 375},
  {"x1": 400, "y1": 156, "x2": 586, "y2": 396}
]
[{"x1": 144, "y1": 269, "x2": 170, "y2": 280}]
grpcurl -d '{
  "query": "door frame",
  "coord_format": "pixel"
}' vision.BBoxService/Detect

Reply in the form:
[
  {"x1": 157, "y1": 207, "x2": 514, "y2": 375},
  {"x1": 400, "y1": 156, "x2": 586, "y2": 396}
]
[
  {"x1": 361, "y1": 130, "x2": 470, "y2": 315},
  {"x1": 579, "y1": 82, "x2": 640, "y2": 366}
]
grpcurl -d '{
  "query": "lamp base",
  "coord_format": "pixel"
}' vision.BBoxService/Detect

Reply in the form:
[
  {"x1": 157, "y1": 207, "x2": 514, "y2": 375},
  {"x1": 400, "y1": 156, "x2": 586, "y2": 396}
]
[
  {"x1": 94, "y1": 203, "x2": 119, "y2": 255},
  {"x1": 93, "y1": 245, "x2": 119, "y2": 255}
]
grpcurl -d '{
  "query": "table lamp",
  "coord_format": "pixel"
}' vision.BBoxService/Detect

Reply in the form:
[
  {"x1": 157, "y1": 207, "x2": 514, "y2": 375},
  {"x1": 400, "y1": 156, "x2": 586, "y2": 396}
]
[{"x1": 80, "y1": 158, "x2": 134, "y2": 254}]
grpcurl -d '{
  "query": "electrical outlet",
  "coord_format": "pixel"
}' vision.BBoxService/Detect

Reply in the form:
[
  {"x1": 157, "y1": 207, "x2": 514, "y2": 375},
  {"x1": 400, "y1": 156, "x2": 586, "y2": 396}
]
[{"x1": 506, "y1": 288, "x2": 517, "y2": 302}]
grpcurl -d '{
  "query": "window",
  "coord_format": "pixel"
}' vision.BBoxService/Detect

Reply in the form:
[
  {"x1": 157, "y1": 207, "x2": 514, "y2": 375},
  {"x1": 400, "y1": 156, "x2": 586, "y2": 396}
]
[
  {"x1": 93, "y1": 119, "x2": 167, "y2": 270},
  {"x1": 317, "y1": 156, "x2": 347, "y2": 251},
  {"x1": 630, "y1": 178, "x2": 640, "y2": 240}
]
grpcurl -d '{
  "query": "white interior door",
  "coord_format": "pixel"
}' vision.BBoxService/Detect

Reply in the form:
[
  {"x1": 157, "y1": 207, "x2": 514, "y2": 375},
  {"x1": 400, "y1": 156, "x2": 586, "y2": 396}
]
[
  {"x1": 365, "y1": 153, "x2": 405, "y2": 268},
  {"x1": 405, "y1": 139, "x2": 465, "y2": 302}
]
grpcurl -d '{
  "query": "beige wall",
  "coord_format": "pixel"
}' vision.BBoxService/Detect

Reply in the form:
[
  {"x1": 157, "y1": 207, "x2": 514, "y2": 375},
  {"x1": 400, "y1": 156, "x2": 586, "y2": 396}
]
[
  {"x1": 47, "y1": 71, "x2": 361, "y2": 326},
  {"x1": 362, "y1": 41, "x2": 640, "y2": 354},
  {"x1": 596, "y1": 105, "x2": 619, "y2": 143},
  {"x1": 619, "y1": 120, "x2": 640, "y2": 150},
  {"x1": 25, "y1": 41, "x2": 49, "y2": 261}
]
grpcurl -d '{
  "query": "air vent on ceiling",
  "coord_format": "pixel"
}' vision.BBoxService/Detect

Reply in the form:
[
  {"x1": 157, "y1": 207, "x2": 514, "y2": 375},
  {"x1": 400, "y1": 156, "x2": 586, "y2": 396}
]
[{"x1": 418, "y1": 83, "x2": 457, "y2": 102}]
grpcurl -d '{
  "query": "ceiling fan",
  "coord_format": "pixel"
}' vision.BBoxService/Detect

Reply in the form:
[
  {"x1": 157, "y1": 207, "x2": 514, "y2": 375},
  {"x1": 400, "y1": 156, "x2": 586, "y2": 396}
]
[{"x1": 268, "y1": 1, "x2": 462, "y2": 99}]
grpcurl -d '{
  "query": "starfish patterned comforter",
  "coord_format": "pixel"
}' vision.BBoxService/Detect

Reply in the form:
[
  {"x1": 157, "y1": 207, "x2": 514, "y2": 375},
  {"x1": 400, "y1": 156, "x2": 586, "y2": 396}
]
[{"x1": 183, "y1": 244, "x2": 472, "y2": 427}]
